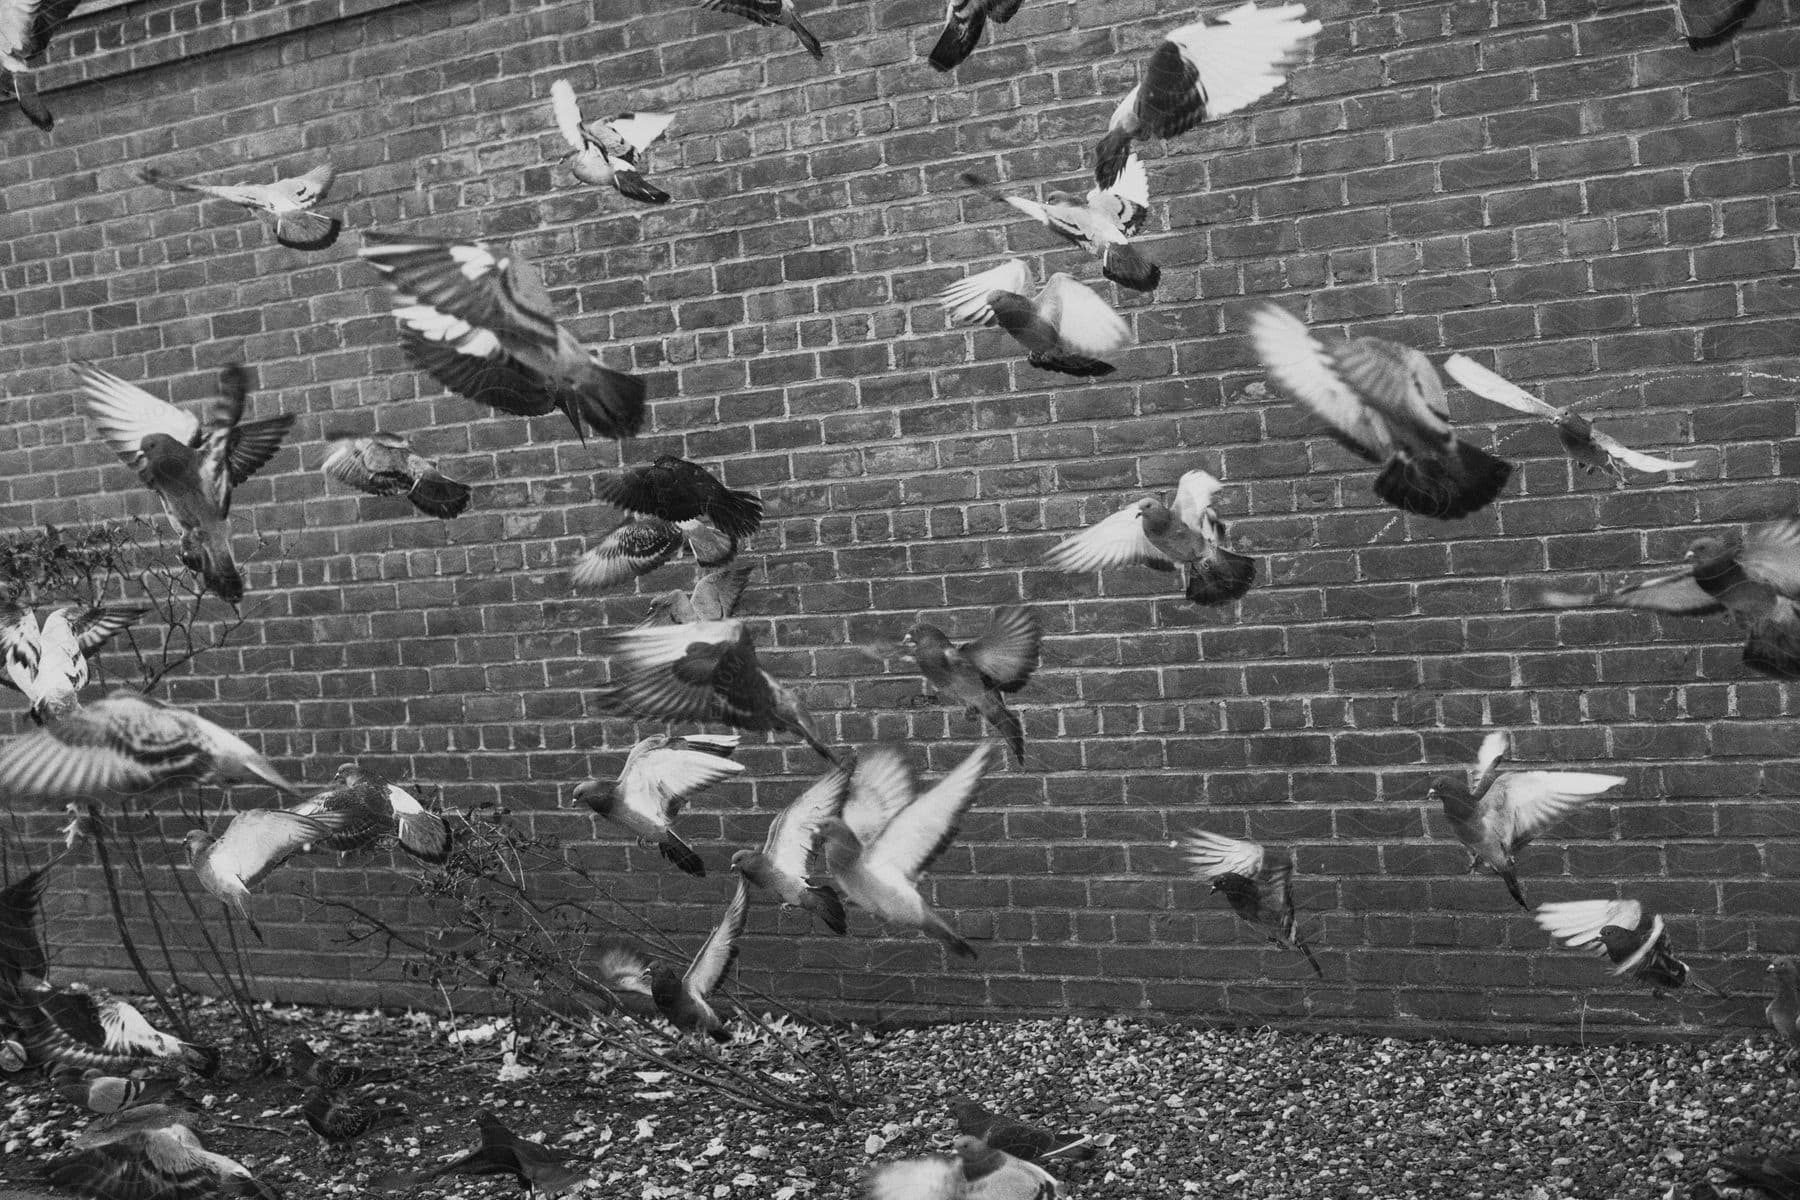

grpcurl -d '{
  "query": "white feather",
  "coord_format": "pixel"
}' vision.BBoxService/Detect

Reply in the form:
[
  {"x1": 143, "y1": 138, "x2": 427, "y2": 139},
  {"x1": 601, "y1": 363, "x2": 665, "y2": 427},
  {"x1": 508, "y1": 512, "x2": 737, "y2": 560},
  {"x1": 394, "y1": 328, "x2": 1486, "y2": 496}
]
[{"x1": 939, "y1": 258, "x2": 1034, "y2": 327}]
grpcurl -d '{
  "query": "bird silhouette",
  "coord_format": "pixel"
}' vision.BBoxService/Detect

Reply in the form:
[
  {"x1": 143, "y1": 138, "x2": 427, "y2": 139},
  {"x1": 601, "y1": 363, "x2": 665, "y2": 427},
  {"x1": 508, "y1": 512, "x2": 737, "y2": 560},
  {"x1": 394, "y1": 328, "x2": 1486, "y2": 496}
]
[
  {"x1": 700, "y1": 0, "x2": 823, "y2": 59},
  {"x1": 1182, "y1": 830, "x2": 1322, "y2": 976},
  {"x1": 1677, "y1": 0, "x2": 1766, "y2": 46},
  {"x1": 1044, "y1": 470, "x2": 1256, "y2": 606},
  {"x1": 593, "y1": 456, "x2": 763, "y2": 541},
  {"x1": 0, "y1": 599, "x2": 151, "y2": 726},
  {"x1": 904, "y1": 606, "x2": 1041, "y2": 766},
  {"x1": 186, "y1": 809, "x2": 352, "y2": 941},
  {"x1": 139, "y1": 162, "x2": 340, "y2": 250},
  {"x1": 322, "y1": 430, "x2": 471, "y2": 519},
  {"x1": 597, "y1": 884, "x2": 750, "y2": 1042},
  {"x1": 961, "y1": 170, "x2": 1159, "y2": 292},
  {"x1": 929, "y1": 0, "x2": 1026, "y2": 70},
  {"x1": 1718, "y1": 1149, "x2": 1800, "y2": 1199},
  {"x1": 288, "y1": 762, "x2": 450, "y2": 863},
  {"x1": 730, "y1": 762, "x2": 850, "y2": 934},
  {"x1": 566, "y1": 733, "x2": 746, "y2": 877},
  {"x1": 549, "y1": 79, "x2": 673, "y2": 203},
  {"x1": 940, "y1": 260, "x2": 1131, "y2": 377}
]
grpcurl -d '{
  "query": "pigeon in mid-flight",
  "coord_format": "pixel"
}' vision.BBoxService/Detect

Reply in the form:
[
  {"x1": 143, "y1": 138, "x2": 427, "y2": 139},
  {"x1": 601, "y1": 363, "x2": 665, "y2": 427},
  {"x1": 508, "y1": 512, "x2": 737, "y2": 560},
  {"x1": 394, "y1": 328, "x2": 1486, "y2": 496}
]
[
  {"x1": 288, "y1": 762, "x2": 450, "y2": 864},
  {"x1": 961, "y1": 167, "x2": 1159, "y2": 291},
  {"x1": 1426, "y1": 730, "x2": 1625, "y2": 909},
  {"x1": 929, "y1": 0, "x2": 1026, "y2": 70},
  {"x1": 597, "y1": 884, "x2": 750, "y2": 1042},
  {"x1": 549, "y1": 79, "x2": 673, "y2": 203},
  {"x1": 903, "y1": 606, "x2": 1041, "y2": 765},
  {"x1": 866, "y1": 1135, "x2": 1064, "y2": 1200},
  {"x1": 0, "y1": 600, "x2": 153, "y2": 725},
  {"x1": 1535, "y1": 898, "x2": 1729, "y2": 997},
  {"x1": 593, "y1": 456, "x2": 763, "y2": 541},
  {"x1": 2, "y1": 0, "x2": 83, "y2": 131},
  {"x1": 45, "y1": 1106, "x2": 280, "y2": 1200},
  {"x1": 699, "y1": 0, "x2": 823, "y2": 59},
  {"x1": 186, "y1": 809, "x2": 353, "y2": 941},
  {"x1": 940, "y1": 259, "x2": 1132, "y2": 377},
  {"x1": 567, "y1": 733, "x2": 746, "y2": 877},
  {"x1": 3, "y1": 983, "x2": 218, "y2": 1078},
  {"x1": 730, "y1": 762, "x2": 850, "y2": 934},
  {"x1": 1249, "y1": 304, "x2": 1513, "y2": 520},
  {"x1": 1442, "y1": 355, "x2": 1698, "y2": 482},
  {"x1": 360, "y1": 231, "x2": 646, "y2": 443},
  {"x1": 76, "y1": 361, "x2": 295, "y2": 602},
  {"x1": 322, "y1": 430, "x2": 471, "y2": 519},
  {"x1": 642, "y1": 564, "x2": 755, "y2": 625},
  {"x1": 570, "y1": 517, "x2": 742, "y2": 593},
  {"x1": 1044, "y1": 469, "x2": 1256, "y2": 606},
  {"x1": 0, "y1": 690, "x2": 298, "y2": 801},
  {"x1": 1541, "y1": 517, "x2": 1800, "y2": 680},
  {"x1": 1181, "y1": 830, "x2": 1322, "y2": 976},
  {"x1": 1094, "y1": 2, "x2": 1321, "y2": 188},
  {"x1": 139, "y1": 163, "x2": 340, "y2": 250}
]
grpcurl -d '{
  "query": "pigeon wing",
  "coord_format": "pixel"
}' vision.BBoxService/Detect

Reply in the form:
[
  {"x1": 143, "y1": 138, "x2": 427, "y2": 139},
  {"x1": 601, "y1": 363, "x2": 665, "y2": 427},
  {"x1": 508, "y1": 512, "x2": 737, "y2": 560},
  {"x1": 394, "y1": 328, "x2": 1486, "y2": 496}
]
[
  {"x1": 1738, "y1": 518, "x2": 1800, "y2": 598},
  {"x1": 684, "y1": 880, "x2": 748, "y2": 997},
  {"x1": 0, "y1": 695, "x2": 203, "y2": 799},
  {"x1": 628, "y1": 740, "x2": 747, "y2": 820},
  {"x1": 1586, "y1": 428, "x2": 1697, "y2": 475},
  {"x1": 843, "y1": 745, "x2": 917, "y2": 846},
  {"x1": 267, "y1": 162, "x2": 335, "y2": 207},
  {"x1": 549, "y1": 79, "x2": 589, "y2": 151},
  {"x1": 763, "y1": 764, "x2": 852, "y2": 880},
  {"x1": 1171, "y1": 470, "x2": 1225, "y2": 531},
  {"x1": 1167, "y1": 3, "x2": 1321, "y2": 120},
  {"x1": 212, "y1": 810, "x2": 346, "y2": 890},
  {"x1": 867, "y1": 742, "x2": 993, "y2": 880},
  {"x1": 1089, "y1": 152, "x2": 1150, "y2": 236},
  {"x1": 940, "y1": 259, "x2": 1034, "y2": 327},
  {"x1": 1441, "y1": 354, "x2": 1563, "y2": 420},
  {"x1": 1043, "y1": 502, "x2": 1173, "y2": 573},
  {"x1": 570, "y1": 518, "x2": 685, "y2": 591},
  {"x1": 1180, "y1": 830, "x2": 1265, "y2": 882},
  {"x1": 1034, "y1": 274, "x2": 1130, "y2": 358},
  {"x1": 1487, "y1": 771, "x2": 1624, "y2": 847},
  {"x1": 962, "y1": 605, "x2": 1042, "y2": 692},
  {"x1": 691, "y1": 565, "x2": 754, "y2": 620},
  {"x1": 1535, "y1": 898, "x2": 1642, "y2": 950},
  {"x1": 610, "y1": 111, "x2": 675, "y2": 153},
  {"x1": 1540, "y1": 568, "x2": 1724, "y2": 615},
  {"x1": 68, "y1": 602, "x2": 153, "y2": 654},
  {"x1": 0, "y1": 605, "x2": 39, "y2": 694},
  {"x1": 74, "y1": 363, "x2": 200, "y2": 474},
  {"x1": 592, "y1": 620, "x2": 749, "y2": 724},
  {"x1": 360, "y1": 233, "x2": 560, "y2": 354},
  {"x1": 1248, "y1": 305, "x2": 1391, "y2": 463}
]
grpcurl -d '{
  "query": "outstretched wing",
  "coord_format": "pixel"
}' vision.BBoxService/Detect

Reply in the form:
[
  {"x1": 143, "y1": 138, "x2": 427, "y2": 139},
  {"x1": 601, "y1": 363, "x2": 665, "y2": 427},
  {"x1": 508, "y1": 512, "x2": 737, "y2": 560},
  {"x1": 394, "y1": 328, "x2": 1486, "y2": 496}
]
[
  {"x1": 962, "y1": 606, "x2": 1041, "y2": 692},
  {"x1": 866, "y1": 743, "x2": 993, "y2": 880},
  {"x1": 1488, "y1": 771, "x2": 1624, "y2": 847},
  {"x1": 763, "y1": 764, "x2": 852, "y2": 880},
  {"x1": 1180, "y1": 830, "x2": 1265, "y2": 882},
  {"x1": 684, "y1": 880, "x2": 748, "y2": 997},
  {"x1": 1043, "y1": 501, "x2": 1171, "y2": 573},
  {"x1": 73, "y1": 363, "x2": 199, "y2": 474},
  {"x1": 1534, "y1": 898, "x2": 1642, "y2": 950},
  {"x1": 1035, "y1": 273, "x2": 1130, "y2": 358},
  {"x1": 939, "y1": 259, "x2": 1034, "y2": 327}
]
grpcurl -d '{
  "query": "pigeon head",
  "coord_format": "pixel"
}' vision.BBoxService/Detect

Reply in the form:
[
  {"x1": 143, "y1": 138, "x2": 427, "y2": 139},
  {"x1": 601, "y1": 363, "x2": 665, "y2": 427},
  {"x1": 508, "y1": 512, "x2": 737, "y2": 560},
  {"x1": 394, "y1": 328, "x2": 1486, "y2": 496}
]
[
  {"x1": 904, "y1": 624, "x2": 949, "y2": 651},
  {"x1": 952, "y1": 1134, "x2": 1007, "y2": 1178},
  {"x1": 1684, "y1": 536, "x2": 1732, "y2": 565},
  {"x1": 1210, "y1": 873, "x2": 1264, "y2": 919},
  {"x1": 727, "y1": 848, "x2": 766, "y2": 883},
  {"x1": 1427, "y1": 774, "x2": 1476, "y2": 821},
  {"x1": 639, "y1": 592, "x2": 681, "y2": 624},
  {"x1": 181, "y1": 830, "x2": 213, "y2": 861},
  {"x1": 331, "y1": 762, "x2": 365, "y2": 786},
  {"x1": 567, "y1": 778, "x2": 615, "y2": 815},
  {"x1": 1775, "y1": 958, "x2": 1800, "y2": 983},
  {"x1": 138, "y1": 433, "x2": 196, "y2": 481}
]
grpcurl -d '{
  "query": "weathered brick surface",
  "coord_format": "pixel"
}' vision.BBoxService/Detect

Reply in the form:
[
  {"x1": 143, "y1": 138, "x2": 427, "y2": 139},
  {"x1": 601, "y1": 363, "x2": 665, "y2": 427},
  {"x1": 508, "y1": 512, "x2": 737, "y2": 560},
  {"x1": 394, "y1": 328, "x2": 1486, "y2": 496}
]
[{"x1": 2, "y1": 0, "x2": 1799, "y2": 1042}]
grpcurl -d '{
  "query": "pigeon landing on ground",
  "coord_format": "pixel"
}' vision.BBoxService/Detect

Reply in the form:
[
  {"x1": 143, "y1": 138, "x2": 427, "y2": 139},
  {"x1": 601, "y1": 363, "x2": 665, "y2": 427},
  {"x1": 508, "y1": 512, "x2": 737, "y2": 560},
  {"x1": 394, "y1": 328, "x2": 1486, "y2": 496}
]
[
  {"x1": 549, "y1": 79, "x2": 673, "y2": 203},
  {"x1": 823, "y1": 743, "x2": 994, "y2": 960},
  {"x1": 1249, "y1": 304, "x2": 1513, "y2": 519},
  {"x1": 369, "y1": 1109, "x2": 589, "y2": 1195},
  {"x1": 1094, "y1": 2, "x2": 1321, "y2": 188},
  {"x1": 1535, "y1": 898, "x2": 1729, "y2": 998},
  {"x1": 593, "y1": 456, "x2": 763, "y2": 541},
  {"x1": 730, "y1": 762, "x2": 850, "y2": 934},
  {"x1": 866, "y1": 1135, "x2": 1063, "y2": 1199},
  {"x1": 139, "y1": 162, "x2": 340, "y2": 250},
  {"x1": 570, "y1": 517, "x2": 743, "y2": 593},
  {"x1": 1769, "y1": 959, "x2": 1800, "y2": 1063},
  {"x1": 1181, "y1": 830, "x2": 1323, "y2": 976},
  {"x1": 904, "y1": 606, "x2": 1041, "y2": 765},
  {"x1": 45, "y1": 1105, "x2": 279, "y2": 1200},
  {"x1": 288, "y1": 1039, "x2": 397, "y2": 1090},
  {"x1": 951, "y1": 1098, "x2": 1095, "y2": 1163},
  {"x1": 591, "y1": 620, "x2": 845, "y2": 764},
  {"x1": 940, "y1": 259, "x2": 1132, "y2": 377},
  {"x1": 1426, "y1": 729, "x2": 1625, "y2": 909},
  {"x1": 186, "y1": 809, "x2": 352, "y2": 941},
  {"x1": 360, "y1": 231, "x2": 645, "y2": 443},
  {"x1": 929, "y1": 0, "x2": 1026, "y2": 70},
  {"x1": 76, "y1": 361, "x2": 295, "y2": 602},
  {"x1": 1542, "y1": 517, "x2": 1800, "y2": 680},
  {"x1": 0, "y1": 600, "x2": 152, "y2": 726},
  {"x1": 566, "y1": 733, "x2": 746, "y2": 877},
  {"x1": 961, "y1": 168, "x2": 1159, "y2": 292},
  {"x1": 0, "y1": 690, "x2": 297, "y2": 801},
  {"x1": 302, "y1": 1087, "x2": 410, "y2": 1153},
  {"x1": 2, "y1": 0, "x2": 82, "y2": 130},
  {"x1": 322, "y1": 430, "x2": 471, "y2": 519},
  {"x1": 288, "y1": 762, "x2": 450, "y2": 863},
  {"x1": 1442, "y1": 355, "x2": 1698, "y2": 482},
  {"x1": 1044, "y1": 469, "x2": 1256, "y2": 606},
  {"x1": 700, "y1": 0, "x2": 823, "y2": 59}
]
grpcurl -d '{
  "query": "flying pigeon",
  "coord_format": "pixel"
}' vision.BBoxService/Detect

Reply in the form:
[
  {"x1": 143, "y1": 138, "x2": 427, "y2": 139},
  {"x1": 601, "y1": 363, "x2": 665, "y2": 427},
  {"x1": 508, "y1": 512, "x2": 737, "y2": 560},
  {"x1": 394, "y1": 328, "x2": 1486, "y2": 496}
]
[
  {"x1": 591, "y1": 620, "x2": 844, "y2": 764},
  {"x1": 288, "y1": 762, "x2": 450, "y2": 863},
  {"x1": 302, "y1": 1086, "x2": 410, "y2": 1152},
  {"x1": 1181, "y1": 830, "x2": 1323, "y2": 976},
  {"x1": 866, "y1": 1135, "x2": 1064, "y2": 1200},
  {"x1": 939, "y1": 259, "x2": 1132, "y2": 377},
  {"x1": 2, "y1": 984, "x2": 218, "y2": 1077},
  {"x1": 1535, "y1": 898, "x2": 1729, "y2": 997},
  {"x1": 1717, "y1": 1150, "x2": 1800, "y2": 1200},
  {"x1": 1043, "y1": 469, "x2": 1256, "y2": 606},
  {"x1": 549, "y1": 79, "x2": 673, "y2": 203},
  {"x1": 0, "y1": 600, "x2": 151, "y2": 726},
  {"x1": 699, "y1": 0, "x2": 823, "y2": 59},
  {"x1": 1425, "y1": 729, "x2": 1625, "y2": 909},
  {"x1": 961, "y1": 169, "x2": 1160, "y2": 292},
  {"x1": 1249, "y1": 303, "x2": 1514, "y2": 520},
  {"x1": 75, "y1": 361, "x2": 295, "y2": 602},
  {"x1": 822, "y1": 743, "x2": 993, "y2": 959},
  {"x1": 0, "y1": 690, "x2": 298, "y2": 801},
  {"x1": 1541, "y1": 517, "x2": 1800, "y2": 680},
  {"x1": 185, "y1": 809, "x2": 352, "y2": 941},
  {"x1": 593, "y1": 456, "x2": 763, "y2": 541},
  {"x1": 1770, "y1": 959, "x2": 1800, "y2": 1062},
  {"x1": 321, "y1": 430, "x2": 472, "y2": 519},
  {"x1": 566, "y1": 732, "x2": 746, "y2": 877},
  {"x1": 2, "y1": 0, "x2": 82, "y2": 131},
  {"x1": 1678, "y1": 0, "x2": 1765, "y2": 46},
  {"x1": 369, "y1": 1109, "x2": 590, "y2": 1195},
  {"x1": 950, "y1": 1098, "x2": 1095, "y2": 1163},
  {"x1": 288, "y1": 1038, "x2": 398, "y2": 1090},
  {"x1": 929, "y1": 0, "x2": 1026, "y2": 71},
  {"x1": 730, "y1": 762, "x2": 850, "y2": 934},
  {"x1": 138, "y1": 162, "x2": 340, "y2": 250},
  {"x1": 904, "y1": 606, "x2": 1041, "y2": 766},
  {"x1": 642, "y1": 564, "x2": 755, "y2": 625},
  {"x1": 53, "y1": 1067, "x2": 188, "y2": 1115},
  {"x1": 45, "y1": 1106, "x2": 279, "y2": 1200},
  {"x1": 597, "y1": 885, "x2": 750, "y2": 1042},
  {"x1": 569, "y1": 516, "x2": 741, "y2": 592},
  {"x1": 360, "y1": 231, "x2": 646, "y2": 443},
  {"x1": 1094, "y1": 2, "x2": 1321, "y2": 188},
  {"x1": 1441, "y1": 355, "x2": 1698, "y2": 482}
]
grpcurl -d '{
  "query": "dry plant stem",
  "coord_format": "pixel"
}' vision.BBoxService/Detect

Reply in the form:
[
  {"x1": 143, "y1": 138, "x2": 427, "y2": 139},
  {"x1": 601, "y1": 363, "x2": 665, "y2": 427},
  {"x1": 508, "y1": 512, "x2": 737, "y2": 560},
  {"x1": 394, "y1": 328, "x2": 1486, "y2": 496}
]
[{"x1": 86, "y1": 804, "x2": 186, "y2": 1037}]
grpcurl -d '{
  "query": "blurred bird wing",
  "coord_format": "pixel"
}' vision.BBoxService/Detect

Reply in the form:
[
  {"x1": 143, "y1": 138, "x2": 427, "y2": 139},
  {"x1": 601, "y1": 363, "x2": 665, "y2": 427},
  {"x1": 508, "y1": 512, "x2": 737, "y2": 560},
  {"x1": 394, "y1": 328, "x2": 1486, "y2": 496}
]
[
  {"x1": 549, "y1": 79, "x2": 589, "y2": 151},
  {"x1": 1739, "y1": 517, "x2": 1800, "y2": 597},
  {"x1": 1181, "y1": 830, "x2": 1264, "y2": 881},
  {"x1": 593, "y1": 942, "x2": 654, "y2": 1000},
  {"x1": 98, "y1": 1000, "x2": 178, "y2": 1057},
  {"x1": 1168, "y1": 2, "x2": 1322, "y2": 118},
  {"x1": 74, "y1": 363, "x2": 199, "y2": 472},
  {"x1": 570, "y1": 518, "x2": 686, "y2": 590},
  {"x1": 322, "y1": 438, "x2": 379, "y2": 490},
  {"x1": 1044, "y1": 501, "x2": 1170, "y2": 572},
  {"x1": 940, "y1": 259, "x2": 1033, "y2": 327},
  {"x1": 0, "y1": 695, "x2": 203, "y2": 798},
  {"x1": 867, "y1": 1155, "x2": 961, "y2": 1200},
  {"x1": 868, "y1": 743, "x2": 992, "y2": 880},
  {"x1": 1488, "y1": 771, "x2": 1624, "y2": 845},
  {"x1": 1248, "y1": 305, "x2": 1389, "y2": 461},
  {"x1": 610, "y1": 111, "x2": 675, "y2": 152},
  {"x1": 763, "y1": 764, "x2": 852, "y2": 878},
  {"x1": 691, "y1": 564, "x2": 754, "y2": 620},
  {"x1": 1440, "y1": 354, "x2": 1562, "y2": 420},
  {"x1": 684, "y1": 880, "x2": 748, "y2": 997},
  {"x1": 0, "y1": 861, "x2": 51, "y2": 984},
  {"x1": 962, "y1": 606, "x2": 1042, "y2": 691},
  {"x1": 626, "y1": 739, "x2": 746, "y2": 818},
  {"x1": 69, "y1": 601, "x2": 153, "y2": 654},
  {"x1": 212, "y1": 810, "x2": 343, "y2": 889},
  {"x1": 1089, "y1": 152, "x2": 1150, "y2": 235},
  {"x1": 267, "y1": 162, "x2": 334, "y2": 208},
  {"x1": 843, "y1": 745, "x2": 917, "y2": 845},
  {"x1": 1534, "y1": 898, "x2": 1642, "y2": 949},
  {"x1": 0, "y1": 0, "x2": 38, "y2": 56},
  {"x1": 359, "y1": 233, "x2": 560, "y2": 353},
  {"x1": 593, "y1": 620, "x2": 749, "y2": 722},
  {"x1": 1035, "y1": 273, "x2": 1130, "y2": 357},
  {"x1": 1171, "y1": 469, "x2": 1225, "y2": 531},
  {"x1": 1469, "y1": 729, "x2": 1509, "y2": 795},
  {"x1": 1540, "y1": 568, "x2": 1723, "y2": 615},
  {"x1": 1330, "y1": 337, "x2": 1449, "y2": 439},
  {"x1": 1586, "y1": 428, "x2": 1696, "y2": 474},
  {"x1": 0, "y1": 605, "x2": 40, "y2": 691}
]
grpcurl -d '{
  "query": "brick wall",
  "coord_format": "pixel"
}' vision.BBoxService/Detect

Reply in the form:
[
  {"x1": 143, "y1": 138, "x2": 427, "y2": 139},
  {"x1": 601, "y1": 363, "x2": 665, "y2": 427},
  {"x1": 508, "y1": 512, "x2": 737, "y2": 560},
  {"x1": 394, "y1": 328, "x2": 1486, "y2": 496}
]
[{"x1": 2, "y1": 0, "x2": 1798, "y2": 1042}]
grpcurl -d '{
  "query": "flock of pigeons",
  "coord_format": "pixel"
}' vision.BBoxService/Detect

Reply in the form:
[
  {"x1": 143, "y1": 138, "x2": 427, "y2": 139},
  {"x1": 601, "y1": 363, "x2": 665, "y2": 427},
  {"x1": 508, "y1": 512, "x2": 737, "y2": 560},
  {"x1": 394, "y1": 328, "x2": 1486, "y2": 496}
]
[{"x1": 0, "y1": 0, "x2": 1793, "y2": 1195}]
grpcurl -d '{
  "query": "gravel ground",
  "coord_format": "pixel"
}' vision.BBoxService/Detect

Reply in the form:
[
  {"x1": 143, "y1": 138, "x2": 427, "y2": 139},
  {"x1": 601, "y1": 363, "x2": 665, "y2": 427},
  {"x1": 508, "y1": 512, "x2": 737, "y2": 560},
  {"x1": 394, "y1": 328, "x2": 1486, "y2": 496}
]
[{"x1": 3, "y1": 998, "x2": 1796, "y2": 1199}]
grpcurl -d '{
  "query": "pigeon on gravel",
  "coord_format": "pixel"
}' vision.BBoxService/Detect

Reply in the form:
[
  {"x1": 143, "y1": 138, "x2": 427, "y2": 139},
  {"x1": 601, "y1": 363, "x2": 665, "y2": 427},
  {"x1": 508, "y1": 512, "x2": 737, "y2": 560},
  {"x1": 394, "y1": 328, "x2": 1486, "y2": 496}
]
[
  {"x1": 960, "y1": 169, "x2": 1159, "y2": 292},
  {"x1": 549, "y1": 79, "x2": 673, "y2": 202},
  {"x1": 45, "y1": 1104, "x2": 279, "y2": 1200},
  {"x1": 567, "y1": 733, "x2": 746, "y2": 877},
  {"x1": 1535, "y1": 898, "x2": 1730, "y2": 998},
  {"x1": 699, "y1": 0, "x2": 824, "y2": 59},
  {"x1": 0, "y1": 600, "x2": 153, "y2": 726},
  {"x1": 302, "y1": 1086, "x2": 411, "y2": 1153},
  {"x1": 1043, "y1": 469, "x2": 1256, "y2": 606},
  {"x1": 730, "y1": 762, "x2": 850, "y2": 934},
  {"x1": 904, "y1": 607, "x2": 1041, "y2": 765},
  {"x1": 939, "y1": 259, "x2": 1132, "y2": 377},
  {"x1": 369, "y1": 1109, "x2": 589, "y2": 1195},
  {"x1": 321, "y1": 430, "x2": 471, "y2": 519},
  {"x1": 139, "y1": 162, "x2": 340, "y2": 250},
  {"x1": 950, "y1": 1098, "x2": 1096, "y2": 1163},
  {"x1": 928, "y1": 0, "x2": 1026, "y2": 70},
  {"x1": 1181, "y1": 830, "x2": 1323, "y2": 976},
  {"x1": 1426, "y1": 729, "x2": 1625, "y2": 909},
  {"x1": 866, "y1": 1134, "x2": 1064, "y2": 1199},
  {"x1": 288, "y1": 762, "x2": 450, "y2": 863},
  {"x1": 186, "y1": 809, "x2": 353, "y2": 941}
]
